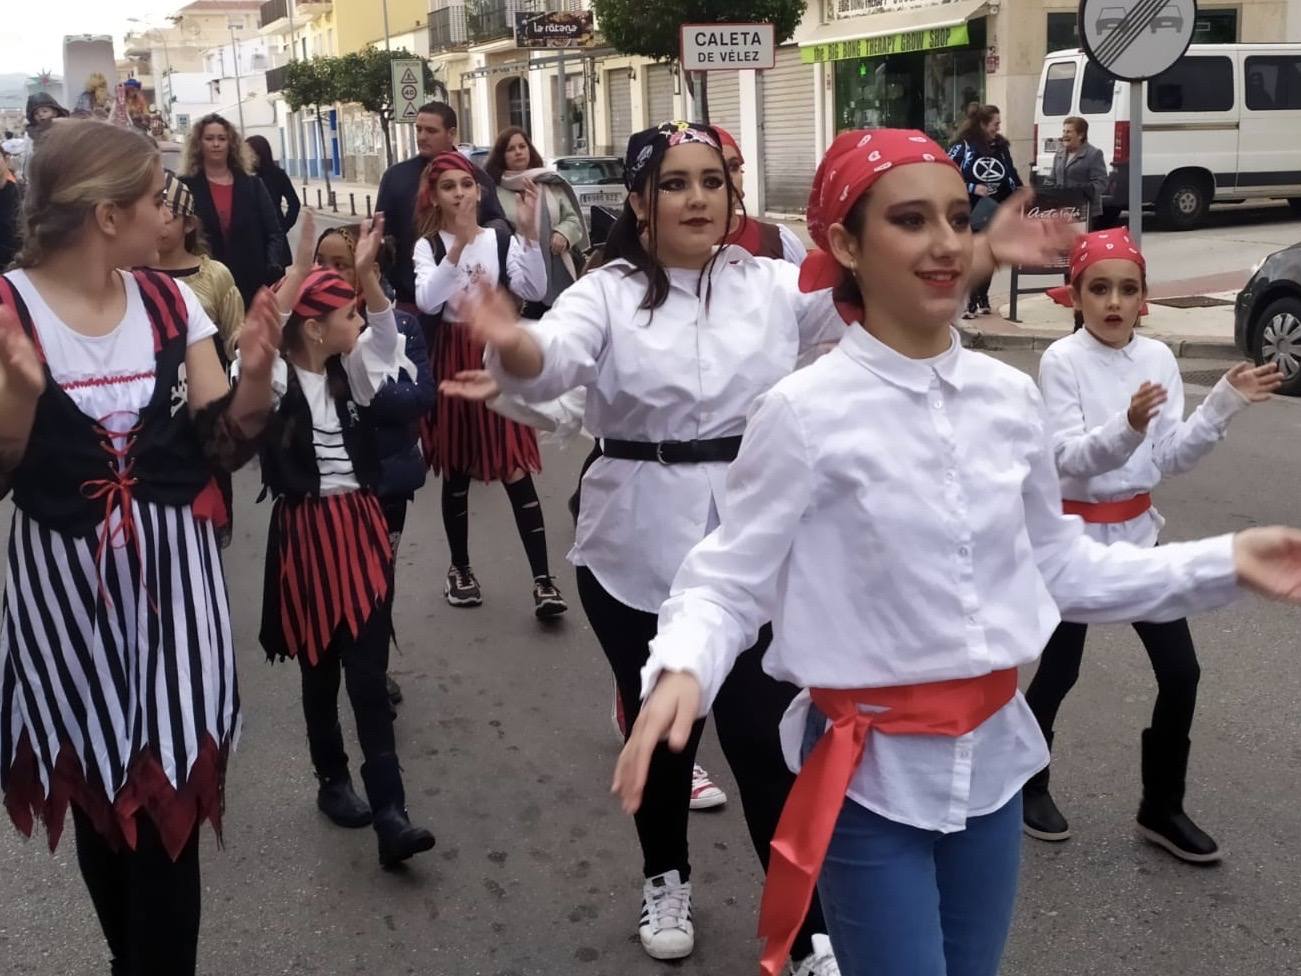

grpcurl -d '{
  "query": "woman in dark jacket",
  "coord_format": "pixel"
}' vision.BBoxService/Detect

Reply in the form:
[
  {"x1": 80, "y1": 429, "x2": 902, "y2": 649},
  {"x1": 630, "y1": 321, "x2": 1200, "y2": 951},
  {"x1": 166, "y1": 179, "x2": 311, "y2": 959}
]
[
  {"x1": 247, "y1": 134, "x2": 300, "y2": 267},
  {"x1": 181, "y1": 113, "x2": 286, "y2": 307},
  {"x1": 948, "y1": 104, "x2": 1023, "y2": 318}
]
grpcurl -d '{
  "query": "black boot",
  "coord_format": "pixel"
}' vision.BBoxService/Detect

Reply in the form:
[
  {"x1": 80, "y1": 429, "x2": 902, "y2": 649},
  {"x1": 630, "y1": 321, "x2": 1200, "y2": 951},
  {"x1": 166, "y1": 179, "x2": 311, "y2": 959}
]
[
  {"x1": 316, "y1": 771, "x2": 372, "y2": 828},
  {"x1": 1022, "y1": 732, "x2": 1070, "y2": 841},
  {"x1": 1136, "y1": 728, "x2": 1220, "y2": 864},
  {"x1": 362, "y1": 753, "x2": 435, "y2": 867}
]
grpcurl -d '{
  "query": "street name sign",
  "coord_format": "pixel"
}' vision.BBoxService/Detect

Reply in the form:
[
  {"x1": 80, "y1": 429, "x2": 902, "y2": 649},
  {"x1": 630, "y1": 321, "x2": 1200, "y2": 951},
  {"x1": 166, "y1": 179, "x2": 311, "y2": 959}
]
[{"x1": 680, "y1": 23, "x2": 776, "y2": 71}]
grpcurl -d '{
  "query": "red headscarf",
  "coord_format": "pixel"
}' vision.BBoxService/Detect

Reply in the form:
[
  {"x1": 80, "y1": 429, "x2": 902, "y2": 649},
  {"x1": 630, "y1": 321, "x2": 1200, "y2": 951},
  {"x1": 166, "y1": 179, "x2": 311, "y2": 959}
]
[
  {"x1": 714, "y1": 125, "x2": 742, "y2": 163},
  {"x1": 275, "y1": 267, "x2": 356, "y2": 320},
  {"x1": 800, "y1": 128, "x2": 958, "y2": 321},
  {"x1": 1046, "y1": 229, "x2": 1147, "y2": 308},
  {"x1": 418, "y1": 150, "x2": 478, "y2": 213}
]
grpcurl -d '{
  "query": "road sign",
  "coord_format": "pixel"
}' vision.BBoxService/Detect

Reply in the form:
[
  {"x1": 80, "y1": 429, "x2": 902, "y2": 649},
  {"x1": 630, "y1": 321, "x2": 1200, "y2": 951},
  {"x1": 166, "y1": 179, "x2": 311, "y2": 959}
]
[
  {"x1": 679, "y1": 23, "x2": 776, "y2": 71},
  {"x1": 391, "y1": 59, "x2": 424, "y2": 124},
  {"x1": 1079, "y1": 0, "x2": 1196, "y2": 82}
]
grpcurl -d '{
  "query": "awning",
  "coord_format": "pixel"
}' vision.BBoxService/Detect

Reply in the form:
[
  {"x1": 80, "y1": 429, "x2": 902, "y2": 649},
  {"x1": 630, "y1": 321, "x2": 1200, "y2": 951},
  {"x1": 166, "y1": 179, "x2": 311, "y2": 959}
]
[{"x1": 798, "y1": 0, "x2": 987, "y2": 64}]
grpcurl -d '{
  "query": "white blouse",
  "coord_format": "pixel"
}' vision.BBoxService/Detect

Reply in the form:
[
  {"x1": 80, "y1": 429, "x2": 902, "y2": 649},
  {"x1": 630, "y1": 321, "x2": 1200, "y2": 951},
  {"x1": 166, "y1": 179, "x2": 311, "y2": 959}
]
[
  {"x1": 1038, "y1": 328, "x2": 1249, "y2": 547},
  {"x1": 487, "y1": 247, "x2": 845, "y2": 612},
  {"x1": 412, "y1": 228, "x2": 547, "y2": 320},
  {"x1": 643, "y1": 324, "x2": 1241, "y2": 832}
]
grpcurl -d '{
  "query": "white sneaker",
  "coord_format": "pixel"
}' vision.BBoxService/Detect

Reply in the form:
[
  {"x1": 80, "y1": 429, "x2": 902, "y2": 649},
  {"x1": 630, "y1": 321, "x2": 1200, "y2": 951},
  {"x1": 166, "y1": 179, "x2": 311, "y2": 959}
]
[
  {"x1": 689, "y1": 763, "x2": 727, "y2": 810},
  {"x1": 639, "y1": 870, "x2": 694, "y2": 960},
  {"x1": 787, "y1": 934, "x2": 841, "y2": 976}
]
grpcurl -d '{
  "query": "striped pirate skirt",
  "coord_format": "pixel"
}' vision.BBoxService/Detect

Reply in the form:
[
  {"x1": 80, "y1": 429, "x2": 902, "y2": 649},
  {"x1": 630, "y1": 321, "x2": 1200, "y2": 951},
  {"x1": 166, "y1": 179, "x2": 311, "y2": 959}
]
[
  {"x1": 420, "y1": 320, "x2": 542, "y2": 483},
  {"x1": 0, "y1": 502, "x2": 239, "y2": 860},
  {"x1": 259, "y1": 490, "x2": 392, "y2": 667}
]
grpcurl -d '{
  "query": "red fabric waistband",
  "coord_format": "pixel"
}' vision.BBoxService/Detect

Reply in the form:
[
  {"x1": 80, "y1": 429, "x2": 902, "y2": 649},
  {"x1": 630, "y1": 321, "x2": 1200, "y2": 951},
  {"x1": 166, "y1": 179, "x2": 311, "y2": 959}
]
[
  {"x1": 756, "y1": 669, "x2": 1019, "y2": 976},
  {"x1": 1062, "y1": 493, "x2": 1152, "y2": 524}
]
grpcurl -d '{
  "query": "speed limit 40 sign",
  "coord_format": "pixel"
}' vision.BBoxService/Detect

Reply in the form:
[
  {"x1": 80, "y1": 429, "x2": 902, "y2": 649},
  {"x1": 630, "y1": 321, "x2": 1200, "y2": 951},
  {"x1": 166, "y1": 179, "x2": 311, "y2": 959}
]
[{"x1": 391, "y1": 59, "x2": 425, "y2": 123}]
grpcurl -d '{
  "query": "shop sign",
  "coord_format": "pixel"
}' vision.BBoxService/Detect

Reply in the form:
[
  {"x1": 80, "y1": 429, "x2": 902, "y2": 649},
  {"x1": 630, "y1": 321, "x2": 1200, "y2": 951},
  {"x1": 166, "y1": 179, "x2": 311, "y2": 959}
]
[
  {"x1": 831, "y1": 0, "x2": 973, "y2": 19},
  {"x1": 800, "y1": 22, "x2": 968, "y2": 64},
  {"x1": 1018, "y1": 189, "x2": 1090, "y2": 273},
  {"x1": 680, "y1": 23, "x2": 776, "y2": 70},
  {"x1": 514, "y1": 10, "x2": 596, "y2": 49}
]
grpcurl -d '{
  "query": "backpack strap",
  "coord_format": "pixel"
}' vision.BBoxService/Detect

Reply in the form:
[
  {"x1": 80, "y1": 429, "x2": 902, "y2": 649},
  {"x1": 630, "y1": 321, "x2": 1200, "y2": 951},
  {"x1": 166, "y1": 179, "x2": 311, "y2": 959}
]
[
  {"x1": 0, "y1": 273, "x2": 46, "y2": 361},
  {"x1": 132, "y1": 268, "x2": 188, "y2": 354}
]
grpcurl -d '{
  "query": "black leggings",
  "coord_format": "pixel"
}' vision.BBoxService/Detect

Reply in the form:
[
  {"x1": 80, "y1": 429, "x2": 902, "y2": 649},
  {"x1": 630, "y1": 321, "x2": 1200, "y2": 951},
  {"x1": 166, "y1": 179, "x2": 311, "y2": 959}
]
[
  {"x1": 969, "y1": 276, "x2": 993, "y2": 309},
  {"x1": 73, "y1": 807, "x2": 201, "y2": 976},
  {"x1": 442, "y1": 471, "x2": 551, "y2": 579},
  {"x1": 1025, "y1": 618, "x2": 1201, "y2": 742},
  {"x1": 576, "y1": 566, "x2": 826, "y2": 960}
]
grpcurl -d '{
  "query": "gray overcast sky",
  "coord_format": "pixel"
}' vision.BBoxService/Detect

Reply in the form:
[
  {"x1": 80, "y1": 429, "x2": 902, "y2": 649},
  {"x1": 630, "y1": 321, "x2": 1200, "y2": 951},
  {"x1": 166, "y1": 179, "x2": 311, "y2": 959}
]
[{"x1": 4, "y1": 1, "x2": 184, "y2": 76}]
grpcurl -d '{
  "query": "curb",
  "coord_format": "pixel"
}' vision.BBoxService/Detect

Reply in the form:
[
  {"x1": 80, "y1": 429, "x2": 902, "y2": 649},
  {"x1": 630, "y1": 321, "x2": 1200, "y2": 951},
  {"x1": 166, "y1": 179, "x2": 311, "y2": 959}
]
[{"x1": 959, "y1": 326, "x2": 1240, "y2": 360}]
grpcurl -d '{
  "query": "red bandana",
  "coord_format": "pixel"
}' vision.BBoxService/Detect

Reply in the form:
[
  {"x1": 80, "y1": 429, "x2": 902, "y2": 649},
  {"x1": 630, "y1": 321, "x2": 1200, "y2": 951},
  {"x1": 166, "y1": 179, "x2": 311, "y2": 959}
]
[
  {"x1": 1046, "y1": 229, "x2": 1146, "y2": 308},
  {"x1": 418, "y1": 150, "x2": 478, "y2": 212},
  {"x1": 276, "y1": 267, "x2": 356, "y2": 320},
  {"x1": 714, "y1": 124, "x2": 742, "y2": 163},
  {"x1": 799, "y1": 129, "x2": 958, "y2": 321}
]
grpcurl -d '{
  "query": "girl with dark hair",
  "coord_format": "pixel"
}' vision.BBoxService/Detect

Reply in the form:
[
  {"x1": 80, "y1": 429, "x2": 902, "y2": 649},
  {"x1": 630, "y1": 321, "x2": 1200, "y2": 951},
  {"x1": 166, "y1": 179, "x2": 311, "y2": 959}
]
[
  {"x1": 948, "y1": 104, "x2": 1021, "y2": 318},
  {"x1": 610, "y1": 128, "x2": 1301, "y2": 976},
  {"x1": 486, "y1": 126, "x2": 588, "y2": 317},
  {"x1": 413, "y1": 150, "x2": 568, "y2": 618},
  {"x1": 248, "y1": 210, "x2": 436, "y2": 867},
  {"x1": 0, "y1": 117, "x2": 282, "y2": 976},
  {"x1": 442, "y1": 120, "x2": 848, "y2": 973},
  {"x1": 246, "y1": 134, "x2": 300, "y2": 259},
  {"x1": 1023, "y1": 231, "x2": 1280, "y2": 860}
]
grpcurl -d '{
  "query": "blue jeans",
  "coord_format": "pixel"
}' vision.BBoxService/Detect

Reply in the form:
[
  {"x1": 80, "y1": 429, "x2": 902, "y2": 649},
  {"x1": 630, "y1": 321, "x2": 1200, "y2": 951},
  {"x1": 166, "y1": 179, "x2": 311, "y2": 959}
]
[{"x1": 815, "y1": 794, "x2": 1022, "y2": 976}]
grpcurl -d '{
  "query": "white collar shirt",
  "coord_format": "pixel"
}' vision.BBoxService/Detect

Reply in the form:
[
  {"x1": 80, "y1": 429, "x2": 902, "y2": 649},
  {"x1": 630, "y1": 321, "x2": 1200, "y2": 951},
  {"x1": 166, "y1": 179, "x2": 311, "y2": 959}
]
[
  {"x1": 486, "y1": 247, "x2": 845, "y2": 611},
  {"x1": 1038, "y1": 328, "x2": 1248, "y2": 547},
  {"x1": 644, "y1": 324, "x2": 1239, "y2": 832}
]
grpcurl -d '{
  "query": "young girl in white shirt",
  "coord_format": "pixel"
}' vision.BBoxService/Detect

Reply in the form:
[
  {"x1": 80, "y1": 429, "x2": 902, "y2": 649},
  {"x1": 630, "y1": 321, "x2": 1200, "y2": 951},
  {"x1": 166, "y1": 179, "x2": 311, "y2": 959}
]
[
  {"x1": 412, "y1": 150, "x2": 567, "y2": 618},
  {"x1": 589, "y1": 129, "x2": 1301, "y2": 976},
  {"x1": 1022, "y1": 231, "x2": 1280, "y2": 860}
]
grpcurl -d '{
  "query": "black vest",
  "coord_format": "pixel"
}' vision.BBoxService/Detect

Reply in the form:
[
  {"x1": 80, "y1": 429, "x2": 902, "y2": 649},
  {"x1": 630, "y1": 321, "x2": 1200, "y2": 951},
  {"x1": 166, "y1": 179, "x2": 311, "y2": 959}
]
[
  {"x1": 259, "y1": 357, "x2": 380, "y2": 501},
  {"x1": 0, "y1": 270, "x2": 212, "y2": 537}
]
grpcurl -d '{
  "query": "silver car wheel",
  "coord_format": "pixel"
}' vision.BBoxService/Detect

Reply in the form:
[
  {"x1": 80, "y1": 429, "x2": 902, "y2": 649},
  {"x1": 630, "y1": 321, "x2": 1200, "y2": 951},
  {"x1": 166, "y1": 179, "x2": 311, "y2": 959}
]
[{"x1": 1262, "y1": 312, "x2": 1301, "y2": 377}]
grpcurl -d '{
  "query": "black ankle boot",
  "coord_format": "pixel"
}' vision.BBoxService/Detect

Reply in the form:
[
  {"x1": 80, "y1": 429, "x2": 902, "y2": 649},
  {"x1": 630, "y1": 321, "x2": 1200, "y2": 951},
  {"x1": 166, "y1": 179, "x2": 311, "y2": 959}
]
[
  {"x1": 1022, "y1": 733, "x2": 1070, "y2": 841},
  {"x1": 1136, "y1": 728, "x2": 1220, "y2": 864},
  {"x1": 316, "y1": 772, "x2": 372, "y2": 828},
  {"x1": 373, "y1": 806, "x2": 436, "y2": 867}
]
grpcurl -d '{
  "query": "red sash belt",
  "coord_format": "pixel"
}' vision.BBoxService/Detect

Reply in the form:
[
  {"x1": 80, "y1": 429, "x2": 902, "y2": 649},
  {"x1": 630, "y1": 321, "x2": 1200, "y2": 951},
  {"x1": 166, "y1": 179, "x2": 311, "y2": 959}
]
[
  {"x1": 757, "y1": 669, "x2": 1019, "y2": 976},
  {"x1": 1062, "y1": 493, "x2": 1152, "y2": 524}
]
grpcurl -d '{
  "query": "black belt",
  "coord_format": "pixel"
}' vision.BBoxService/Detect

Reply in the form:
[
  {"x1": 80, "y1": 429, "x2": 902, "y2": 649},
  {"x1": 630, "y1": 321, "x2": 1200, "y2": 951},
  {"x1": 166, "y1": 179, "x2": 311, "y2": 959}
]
[{"x1": 599, "y1": 436, "x2": 742, "y2": 465}]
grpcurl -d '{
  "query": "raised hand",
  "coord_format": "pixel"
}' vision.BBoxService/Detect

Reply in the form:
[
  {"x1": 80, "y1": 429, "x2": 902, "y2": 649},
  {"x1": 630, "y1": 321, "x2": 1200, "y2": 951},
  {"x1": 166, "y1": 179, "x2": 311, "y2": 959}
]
[
  {"x1": 516, "y1": 178, "x2": 541, "y2": 243},
  {"x1": 291, "y1": 208, "x2": 317, "y2": 277},
  {"x1": 1225, "y1": 361, "x2": 1282, "y2": 402},
  {"x1": 984, "y1": 188, "x2": 1076, "y2": 269},
  {"x1": 458, "y1": 282, "x2": 526, "y2": 350},
  {"x1": 439, "y1": 369, "x2": 501, "y2": 402},
  {"x1": 1234, "y1": 527, "x2": 1301, "y2": 601},
  {"x1": 1127, "y1": 381, "x2": 1167, "y2": 433},
  {"x1": 354, "y1": 213, "x2": 386, "y2": 277},
  {"x1": 550, "y1": 230, "x2": 570, "y2": 257},
  {"x1": 237, "y1": 289, "x2": 284, "y2": 382},
  {"x1": 613, "y1": 672, "x2": 702, "y2": 815},
  {"x1": 0, "y1": 308, "x2": 46, "y2": 402}
]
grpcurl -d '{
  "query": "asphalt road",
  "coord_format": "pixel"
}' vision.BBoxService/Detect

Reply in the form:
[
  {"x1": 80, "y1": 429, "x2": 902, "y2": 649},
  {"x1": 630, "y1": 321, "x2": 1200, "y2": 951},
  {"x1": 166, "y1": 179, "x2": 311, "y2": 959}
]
[{"x1": 2, "y1": 347, "x2": 1299, "y2": 975}]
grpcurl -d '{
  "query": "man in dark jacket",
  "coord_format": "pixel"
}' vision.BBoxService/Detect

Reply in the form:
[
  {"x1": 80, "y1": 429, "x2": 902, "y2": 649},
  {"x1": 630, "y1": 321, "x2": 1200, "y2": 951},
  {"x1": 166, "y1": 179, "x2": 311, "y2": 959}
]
[
  {"x1": 375, "y1": 101, "x2": 509, "y2": 307},
  {"x1": 1047, "y1": 116, "x2": 1109, "y2": 224}
]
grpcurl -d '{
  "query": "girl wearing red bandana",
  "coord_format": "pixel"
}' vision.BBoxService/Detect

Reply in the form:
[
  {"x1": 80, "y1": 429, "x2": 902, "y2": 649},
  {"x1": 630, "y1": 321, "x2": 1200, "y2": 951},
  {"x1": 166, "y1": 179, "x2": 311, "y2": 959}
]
[
  {"x1": 713, "y1": 126, "x2": 807, "y2": 265},
  {"x1": 610, "y1": 128, "x2": 1301, "y2": 976},
  {"x1": 249, "y1": 211, "x2": 436, "y2": 868},
  {"x1": 1022, "y1": 232, "x2": 1280, "y2": 860}
]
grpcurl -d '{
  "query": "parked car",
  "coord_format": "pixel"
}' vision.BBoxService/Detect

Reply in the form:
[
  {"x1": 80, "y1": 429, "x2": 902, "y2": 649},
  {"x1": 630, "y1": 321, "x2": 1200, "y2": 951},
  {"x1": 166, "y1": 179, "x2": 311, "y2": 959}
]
[
  {"x1": 157, "y1": 140, "x2": 183, "y2": 172},
  {"x1": 457, "y1": 143, "x2": 490, "y2": 170},
  {"x1": 1234, "y1": 241, "x2": 1301, "y2": 395},
  {"x1": 552, "y1": 155, "x2": 626, "y2": 214}
]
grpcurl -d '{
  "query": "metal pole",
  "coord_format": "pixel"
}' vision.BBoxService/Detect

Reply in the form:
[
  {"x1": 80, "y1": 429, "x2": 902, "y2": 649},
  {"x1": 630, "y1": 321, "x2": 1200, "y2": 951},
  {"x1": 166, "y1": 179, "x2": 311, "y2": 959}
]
[
  {"x1": 1128, "y1": 80, "x2": 1143, "y2": 247},
  {"x1": 382, "y1": 0, "x2": 392, "y2": 50},
  {"x1": 287, "y1": 0, "x2": 296, "y2": 58},
  {"x1": 230, "y1": 25, "x2": 246, "y2": 133},
  {"x1": 691, "y1": 70, "x2": 705, "y2": 121},
  {"x1": 557, "y1": 48, "x2": 569, "y2": 156}
]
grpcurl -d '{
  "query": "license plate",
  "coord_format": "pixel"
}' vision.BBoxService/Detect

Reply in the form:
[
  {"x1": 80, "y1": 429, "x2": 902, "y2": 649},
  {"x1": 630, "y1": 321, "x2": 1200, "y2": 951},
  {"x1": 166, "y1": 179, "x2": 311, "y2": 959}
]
[
  {"x1": 582, "y1": 191, "x2": 624, "y2": 206},
  {"x1": 1043, "y1": 138, "x2": 1060, "y2": 152}
]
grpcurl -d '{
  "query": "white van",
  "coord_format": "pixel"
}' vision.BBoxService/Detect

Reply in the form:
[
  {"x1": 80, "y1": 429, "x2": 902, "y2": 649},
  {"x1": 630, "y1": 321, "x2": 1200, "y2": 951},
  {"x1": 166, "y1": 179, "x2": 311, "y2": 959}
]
[{"x1": 1033, "y1": 45, "x2": 1301, "y2": 229}]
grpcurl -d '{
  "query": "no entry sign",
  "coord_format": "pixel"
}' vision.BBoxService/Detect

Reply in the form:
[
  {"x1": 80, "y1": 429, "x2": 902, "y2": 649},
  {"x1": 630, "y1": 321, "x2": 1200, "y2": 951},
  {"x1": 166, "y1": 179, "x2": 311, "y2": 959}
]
[
  {"x1": 1079, "y1": 0, "x2": 1196, "y2": 82},
  {"x1": 679, "y1": 23, "x2": 775, "y2": 71}
]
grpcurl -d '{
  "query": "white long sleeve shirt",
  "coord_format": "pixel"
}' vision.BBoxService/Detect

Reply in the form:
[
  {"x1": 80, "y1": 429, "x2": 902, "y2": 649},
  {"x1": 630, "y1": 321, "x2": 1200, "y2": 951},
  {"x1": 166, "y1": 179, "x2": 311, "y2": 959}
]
[
  {"x1": 644, "y1": 324, "x2": 1241, "y2": 832},
  {"x1": 413, "y1": 228, "x2": 547, "y2": 319},
  {"x1": 1038, "y1": 329, "x2": 1249, "y2": 547},
  {"x1": 487, "y1": 247, "x2": 846, "y2": 611}
]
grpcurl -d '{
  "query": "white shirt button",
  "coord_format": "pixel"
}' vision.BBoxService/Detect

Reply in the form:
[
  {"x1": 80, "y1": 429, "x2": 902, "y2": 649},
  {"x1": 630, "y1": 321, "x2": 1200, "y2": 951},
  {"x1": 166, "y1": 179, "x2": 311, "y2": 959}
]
[
  {"x1": 933, "y1": 400, "x2": 943, "y2": 410},
  {"x1": 946, "y1": 471, "x2": 956, "y2": 482},
  {"x1": 958, "y1": 546, "x2": 969, "y2": 558}
]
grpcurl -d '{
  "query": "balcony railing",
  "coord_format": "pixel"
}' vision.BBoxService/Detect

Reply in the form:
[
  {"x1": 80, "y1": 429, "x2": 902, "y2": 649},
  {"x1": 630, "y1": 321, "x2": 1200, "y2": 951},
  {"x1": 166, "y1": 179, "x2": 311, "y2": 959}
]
[
  {"x1": 266, "y1": 63, "x2": 290, "y2": 94},
  {"x1": 259, "y1": 0, "x2": 289, "y2": 30},
  {"x1": 430, "y1": 5, "x2": 469, "y2": 52}
]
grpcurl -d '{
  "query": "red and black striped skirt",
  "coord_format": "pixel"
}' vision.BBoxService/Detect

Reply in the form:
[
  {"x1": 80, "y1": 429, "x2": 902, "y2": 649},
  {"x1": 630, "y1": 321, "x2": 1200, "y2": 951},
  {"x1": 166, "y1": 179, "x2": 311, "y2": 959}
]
[
  {"x1": 259, "y1": 491, "x2": 392, "y2": 667},
  {"x1": 421, "y1": 320, "x2": 541, "y2": 483}
]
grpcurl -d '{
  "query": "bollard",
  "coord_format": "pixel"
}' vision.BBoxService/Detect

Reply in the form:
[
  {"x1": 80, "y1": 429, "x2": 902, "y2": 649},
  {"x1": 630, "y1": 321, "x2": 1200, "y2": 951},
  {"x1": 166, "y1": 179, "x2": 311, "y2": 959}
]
[
  {"x1": 330, "y1": 191, "x2": 337, "y2": 212},
  {"x1": 349, "y1": 193, "x2": 356, "y2": 217},
  {"x1": 316, "y1": 188, "x2": 322, "y2": 209},
  {"x1": 301, "y1": 185, "x2": 308, "y2": 207},
  {"x1": 366, "y1": 195, "x2": 372, "y2": 218}
]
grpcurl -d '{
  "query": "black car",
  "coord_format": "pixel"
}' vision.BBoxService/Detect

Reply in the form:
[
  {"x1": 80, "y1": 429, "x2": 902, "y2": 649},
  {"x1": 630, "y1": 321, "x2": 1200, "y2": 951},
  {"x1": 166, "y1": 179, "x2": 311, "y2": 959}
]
[{"x1": 1235, "y1": 240, "x2": 1301, "y2": 395}]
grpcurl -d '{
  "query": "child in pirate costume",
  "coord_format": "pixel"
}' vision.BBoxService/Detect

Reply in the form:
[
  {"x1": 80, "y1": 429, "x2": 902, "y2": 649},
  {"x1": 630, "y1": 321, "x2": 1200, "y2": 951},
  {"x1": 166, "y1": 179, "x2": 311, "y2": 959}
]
[
  {"x1": 252, "y1": 212, "x2": 436, "y2": 867},
  {"x1": 0, "y1": 119, "x2": 282, "y2": 976}
]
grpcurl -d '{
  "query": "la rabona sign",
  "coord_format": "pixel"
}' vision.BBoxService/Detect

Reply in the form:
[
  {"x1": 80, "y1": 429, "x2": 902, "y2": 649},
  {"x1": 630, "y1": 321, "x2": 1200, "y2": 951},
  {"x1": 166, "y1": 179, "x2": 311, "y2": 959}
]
[{"x1": 679, "y1": 23, "x2": 776, "y2": 71}]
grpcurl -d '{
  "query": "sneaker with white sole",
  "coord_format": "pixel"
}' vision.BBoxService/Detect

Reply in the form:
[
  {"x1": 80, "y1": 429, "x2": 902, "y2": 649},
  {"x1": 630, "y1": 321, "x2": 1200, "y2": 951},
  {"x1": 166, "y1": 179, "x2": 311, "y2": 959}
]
[
  {"x1": 787, "y1": 934, "x2": 841, "y2": 976},
  {"x1": 689, "y1": 763, "x2": 727, "y2": 810},
  {"x1": 639, "y1": 870, "x2": 694, "y2": 960},
  {"x1": 532, "y1": 575, "x2": 568, "y2": 619},
  {"x1": 445, "y1": 565, "x2": 483, "y2": 607}
]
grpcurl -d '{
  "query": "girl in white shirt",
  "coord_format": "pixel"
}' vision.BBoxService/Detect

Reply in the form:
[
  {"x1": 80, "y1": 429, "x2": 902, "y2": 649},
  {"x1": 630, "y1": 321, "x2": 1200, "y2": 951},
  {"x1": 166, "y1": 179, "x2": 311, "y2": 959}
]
[
  {"x1": 412, "y1": 150, "x2": 566, "y2": 618},
  {"x1": 593, "y1": 129, "x2": 1301, "y2": 976},
  {"x1": 1023, "y1": 231, "x2": 1280, "y2": 861}
]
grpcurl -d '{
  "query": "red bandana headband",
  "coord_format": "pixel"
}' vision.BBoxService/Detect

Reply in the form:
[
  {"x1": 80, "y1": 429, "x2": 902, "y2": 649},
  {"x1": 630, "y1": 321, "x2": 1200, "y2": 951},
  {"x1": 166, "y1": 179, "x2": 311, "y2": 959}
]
[
  {"x1": 714, "y1": 125, "x2": 742, "y2": 164},
  {"x1": 276, "y1": 267, "x2": 356, "y2": 320},
  {"x1": 799, "y1": 129, "x2": 958, "y2": 320},
  {"x1": 1046, "y1": 229, "x2": 1147, "y2": 308},
  {"x1": 418, "y1": 150, "x2": 478, "y2": 212}
]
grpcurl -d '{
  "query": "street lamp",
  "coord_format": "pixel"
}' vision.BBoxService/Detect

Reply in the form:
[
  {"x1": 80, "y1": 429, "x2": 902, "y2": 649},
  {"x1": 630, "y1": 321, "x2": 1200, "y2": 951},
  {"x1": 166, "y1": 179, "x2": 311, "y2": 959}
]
[{"x1": 228, "y1": 18, "x2": 246, "y2": 133}]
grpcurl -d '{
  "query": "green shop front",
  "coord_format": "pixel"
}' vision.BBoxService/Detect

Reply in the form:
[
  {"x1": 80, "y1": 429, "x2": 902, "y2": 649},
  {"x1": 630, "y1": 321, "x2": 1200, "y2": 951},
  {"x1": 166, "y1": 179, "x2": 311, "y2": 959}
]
[{"x1": 802, "y1": 8, "x2": 989, "y2": 146}]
